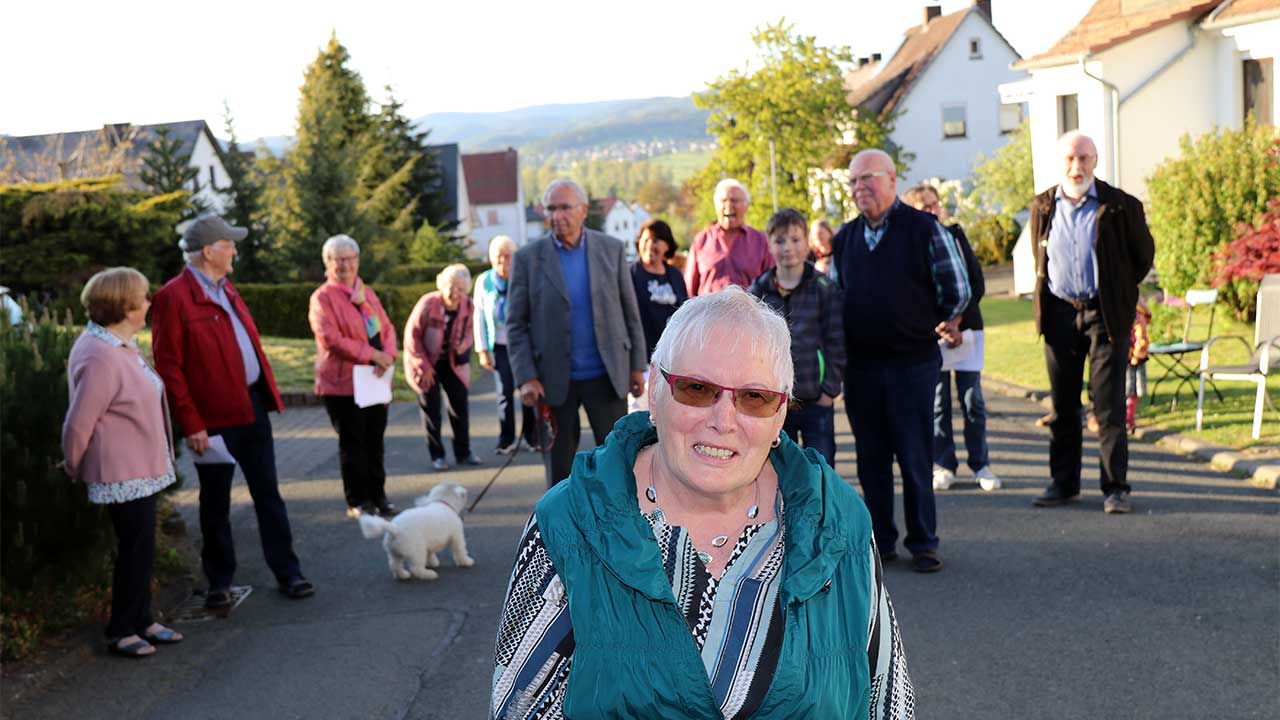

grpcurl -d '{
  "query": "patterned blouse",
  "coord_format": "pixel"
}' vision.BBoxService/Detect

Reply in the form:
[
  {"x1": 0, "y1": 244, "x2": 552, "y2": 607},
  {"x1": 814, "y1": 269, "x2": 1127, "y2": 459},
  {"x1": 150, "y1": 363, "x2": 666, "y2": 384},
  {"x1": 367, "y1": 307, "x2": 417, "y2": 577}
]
[
  {"x1": 83, "y1": 322, "x2": 176, "y2": 505},
  {"x1": 491, "y1": 501, "x2": 915, "y2": 719}
]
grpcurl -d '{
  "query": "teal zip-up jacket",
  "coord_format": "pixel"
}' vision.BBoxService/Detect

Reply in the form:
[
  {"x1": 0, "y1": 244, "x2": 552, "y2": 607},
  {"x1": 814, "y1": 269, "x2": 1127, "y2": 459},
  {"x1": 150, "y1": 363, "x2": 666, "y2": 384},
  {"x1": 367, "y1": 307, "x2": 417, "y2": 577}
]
[{"x1": 534, "y1": 411, "x2": 878, "y2": 718}]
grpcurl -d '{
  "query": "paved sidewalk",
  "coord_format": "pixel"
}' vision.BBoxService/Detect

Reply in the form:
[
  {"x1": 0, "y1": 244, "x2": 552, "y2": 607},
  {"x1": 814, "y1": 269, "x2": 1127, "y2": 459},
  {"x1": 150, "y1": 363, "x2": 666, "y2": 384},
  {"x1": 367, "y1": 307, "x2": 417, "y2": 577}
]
[{"x1": 4, "y1": 377, "x2": 1277, "y2": 719}]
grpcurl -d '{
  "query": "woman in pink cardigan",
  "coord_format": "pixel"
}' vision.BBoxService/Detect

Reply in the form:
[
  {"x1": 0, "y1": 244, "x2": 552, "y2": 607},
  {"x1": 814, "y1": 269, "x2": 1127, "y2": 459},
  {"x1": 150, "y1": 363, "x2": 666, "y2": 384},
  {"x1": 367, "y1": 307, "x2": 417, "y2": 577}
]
[
  {"x1": 308, "y1": 235, "x2": 398, "y2": 518},
  {"x1": 403, "y1": 264, "x2": 480, "y2": 471},
  {"x1": 62, "y1": 267, "x2": 184, "y2": 658}
]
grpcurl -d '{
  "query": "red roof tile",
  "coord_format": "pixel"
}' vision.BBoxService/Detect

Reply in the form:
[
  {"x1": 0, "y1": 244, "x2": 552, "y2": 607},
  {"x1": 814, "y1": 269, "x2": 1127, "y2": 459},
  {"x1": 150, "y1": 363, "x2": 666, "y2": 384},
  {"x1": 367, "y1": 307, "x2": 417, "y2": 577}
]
[
  {"x1": 1019, "y1": 0, "x2": 1222, "y2": 68},
  {"x1": 1210, "y1": 0, "x2": 1280, "y2": 22},
  {"x1": 461, "y1": 148, "x2": 519, "y2": 205}
]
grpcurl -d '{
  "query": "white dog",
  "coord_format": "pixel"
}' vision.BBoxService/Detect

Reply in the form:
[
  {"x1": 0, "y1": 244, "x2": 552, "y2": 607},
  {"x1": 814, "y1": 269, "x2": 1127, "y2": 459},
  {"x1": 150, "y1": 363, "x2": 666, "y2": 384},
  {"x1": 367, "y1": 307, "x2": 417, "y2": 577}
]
[{"x1": 358, "y1": 483, "x2": 475, "y2": 580}]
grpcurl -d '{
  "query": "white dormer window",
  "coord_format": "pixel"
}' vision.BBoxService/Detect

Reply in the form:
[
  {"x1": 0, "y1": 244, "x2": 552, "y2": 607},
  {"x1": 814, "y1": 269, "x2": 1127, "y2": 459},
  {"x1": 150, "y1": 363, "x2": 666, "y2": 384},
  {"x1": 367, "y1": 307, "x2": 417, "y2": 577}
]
[
  {"x1": 942, "y1": 104, "x2": 967, "y2": 139},
  {"x1": 969, "y1": 38, "x2": 982, "y2": 59}
]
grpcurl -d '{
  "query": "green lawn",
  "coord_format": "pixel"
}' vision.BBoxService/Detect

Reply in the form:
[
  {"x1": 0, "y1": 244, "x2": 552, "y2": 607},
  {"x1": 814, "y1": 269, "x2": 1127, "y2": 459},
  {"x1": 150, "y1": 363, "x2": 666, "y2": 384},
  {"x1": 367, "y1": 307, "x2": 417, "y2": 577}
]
[{"x1": 980, "y1": 298, "x2": 1280, "y2": 449}]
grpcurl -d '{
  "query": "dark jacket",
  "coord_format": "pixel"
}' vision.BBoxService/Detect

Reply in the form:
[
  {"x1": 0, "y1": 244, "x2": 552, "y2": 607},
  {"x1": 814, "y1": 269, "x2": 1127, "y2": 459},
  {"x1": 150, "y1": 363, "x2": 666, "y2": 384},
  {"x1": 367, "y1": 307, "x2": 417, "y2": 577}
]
[
  {"x1": 1031, "y1": 179, "x2": 1155, "y2": 341},
  {"x1": 948, "y1": 224, "x2": 985, "y2": 331},
  {"x1": 534, "y1": 412, "x2": 874, "y2": 718},
  {"x1": 748, "y1": 263, "x2": 846, "y2": 402},
  {"x1": 151, "y1": 267, "x2": 283, "y2": 435}
]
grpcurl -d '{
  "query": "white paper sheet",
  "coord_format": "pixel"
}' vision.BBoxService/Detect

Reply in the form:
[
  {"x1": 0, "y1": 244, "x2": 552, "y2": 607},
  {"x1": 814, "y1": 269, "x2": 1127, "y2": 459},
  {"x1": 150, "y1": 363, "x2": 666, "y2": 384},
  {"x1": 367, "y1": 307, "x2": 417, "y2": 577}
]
[
  {"x1": 939, "y1": 329, "x2": 977, "y2": 371},
  {"x1": 193, "y1": 434, "x2": 236, "y2": 465},
  {"x1": 353, "y1": 364, "x2": 393, "y2": 408}
]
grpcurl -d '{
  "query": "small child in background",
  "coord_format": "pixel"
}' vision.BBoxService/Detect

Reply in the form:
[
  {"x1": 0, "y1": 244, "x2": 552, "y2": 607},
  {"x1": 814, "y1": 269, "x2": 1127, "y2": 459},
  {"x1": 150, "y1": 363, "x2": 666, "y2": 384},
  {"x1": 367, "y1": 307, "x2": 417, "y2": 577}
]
[
  {"x1": 749, "y1": 208, "x2": 846, "y2": 467},
  {"x1": 1126, "y1": 300, "x2": 1153, "y2": 432}
]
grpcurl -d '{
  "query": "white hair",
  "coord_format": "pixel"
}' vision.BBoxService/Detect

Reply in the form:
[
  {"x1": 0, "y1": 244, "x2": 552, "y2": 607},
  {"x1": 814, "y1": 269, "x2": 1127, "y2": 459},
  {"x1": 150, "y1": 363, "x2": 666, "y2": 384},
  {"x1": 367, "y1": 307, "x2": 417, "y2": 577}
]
[
  {"x1": 650, "y1": 285, "x2": 794, "y2": 403},
  {"x1": 541, "y1": 178, "x2": 588, "y2": 207},
  {"x1": 322, "y1": 234, "x2": 360, "y2": 266},
  {"x1": 436, "y1": 263, "x2": 472, "y2": 293},
  {"x1": 713, "y1": 178, "x2": 750, "y2": 205},
  {"x1": 182, "y1": 249, "x2": 204, "y2": 265},
  {"x1": 488, "y1": 235, "x2": 517, "y2": 264}
]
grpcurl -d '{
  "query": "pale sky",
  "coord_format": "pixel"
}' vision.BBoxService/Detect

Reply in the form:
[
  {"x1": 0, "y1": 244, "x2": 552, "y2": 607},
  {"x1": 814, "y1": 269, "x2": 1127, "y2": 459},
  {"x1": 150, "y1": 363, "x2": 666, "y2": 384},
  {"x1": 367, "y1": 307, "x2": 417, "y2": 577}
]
[{"x1": 1, "y1": 0, "x2": 1092, "y2": 141}]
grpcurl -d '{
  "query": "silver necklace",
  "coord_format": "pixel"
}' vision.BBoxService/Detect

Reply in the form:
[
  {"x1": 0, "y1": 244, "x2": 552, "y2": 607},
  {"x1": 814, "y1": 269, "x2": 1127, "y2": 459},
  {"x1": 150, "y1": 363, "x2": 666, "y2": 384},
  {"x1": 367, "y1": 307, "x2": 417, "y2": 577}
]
[{"x1": 646, "y1": 451, "x2": 760, "y2": 564}]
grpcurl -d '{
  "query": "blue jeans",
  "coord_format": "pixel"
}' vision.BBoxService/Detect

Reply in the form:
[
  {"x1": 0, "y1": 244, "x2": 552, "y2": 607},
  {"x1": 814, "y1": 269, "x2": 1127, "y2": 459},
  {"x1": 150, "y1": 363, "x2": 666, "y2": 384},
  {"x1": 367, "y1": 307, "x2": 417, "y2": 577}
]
[
  {"x1": 197, "y1": 384, "x2": 302, "y2": 589},
  {"x1": 783, "y1": 402, "x2": 836, "y2": 467},
  {"x1": 933, "y1": 370, "x2": 990, "y2": 473},
  {"x1": 844, "y1": 353, "x2": 941, "y2": 556}
]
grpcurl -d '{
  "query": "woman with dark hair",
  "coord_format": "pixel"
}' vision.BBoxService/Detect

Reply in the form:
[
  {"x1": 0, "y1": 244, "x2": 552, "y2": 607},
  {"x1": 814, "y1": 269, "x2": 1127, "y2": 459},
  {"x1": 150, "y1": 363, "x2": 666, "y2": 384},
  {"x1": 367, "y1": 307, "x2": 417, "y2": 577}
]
[{"x1": 629, "y1": 219, "x2": 688, "y2": 410}]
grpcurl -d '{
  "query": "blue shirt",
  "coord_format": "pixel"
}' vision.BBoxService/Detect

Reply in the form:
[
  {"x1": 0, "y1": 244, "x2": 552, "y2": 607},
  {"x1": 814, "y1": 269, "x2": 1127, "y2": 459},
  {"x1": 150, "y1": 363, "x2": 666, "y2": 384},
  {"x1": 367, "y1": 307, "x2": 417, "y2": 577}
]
[
  {"x1": 1046, "y1": 183, "x2": 1100, "y2": 301},
  {"x1": 862, "y1": 199, "x2": 972, "y2": 320},
  {"x1": 553, "y1": 235, "x2": 607, "y2": 381},
  {"x1": 186, "y1": 264, "x2": 262, "y2": 386}
]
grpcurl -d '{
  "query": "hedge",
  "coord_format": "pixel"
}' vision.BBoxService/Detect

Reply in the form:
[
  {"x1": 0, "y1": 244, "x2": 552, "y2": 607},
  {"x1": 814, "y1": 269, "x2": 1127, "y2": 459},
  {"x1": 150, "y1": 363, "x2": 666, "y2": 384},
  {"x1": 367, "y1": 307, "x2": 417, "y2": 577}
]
[{"x1": 235, "y1": 281, "x2": 472, "y2": 339}]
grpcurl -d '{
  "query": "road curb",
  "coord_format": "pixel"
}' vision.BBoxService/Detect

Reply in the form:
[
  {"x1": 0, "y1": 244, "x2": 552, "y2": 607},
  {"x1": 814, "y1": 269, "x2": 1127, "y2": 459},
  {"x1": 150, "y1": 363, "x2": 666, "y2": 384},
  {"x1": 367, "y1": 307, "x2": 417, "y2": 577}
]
[{"x1": 981, "y1": 376, "x2": 1279, "y2": 490}]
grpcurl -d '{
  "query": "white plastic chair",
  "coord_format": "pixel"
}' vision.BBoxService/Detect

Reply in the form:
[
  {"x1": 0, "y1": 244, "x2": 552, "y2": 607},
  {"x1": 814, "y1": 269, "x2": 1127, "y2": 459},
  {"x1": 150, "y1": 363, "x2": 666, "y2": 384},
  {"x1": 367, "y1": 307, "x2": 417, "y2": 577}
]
[{"x1": 1195, "y1": 334, "x2": 1280, "y2": 439}]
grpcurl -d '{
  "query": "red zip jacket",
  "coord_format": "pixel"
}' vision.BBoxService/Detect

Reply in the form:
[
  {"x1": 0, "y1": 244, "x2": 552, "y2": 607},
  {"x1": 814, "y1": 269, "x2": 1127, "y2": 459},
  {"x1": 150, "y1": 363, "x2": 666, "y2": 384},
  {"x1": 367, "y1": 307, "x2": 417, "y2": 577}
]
[{"x1": 151, "y1": 267, "x2": 283, "y2": 435}]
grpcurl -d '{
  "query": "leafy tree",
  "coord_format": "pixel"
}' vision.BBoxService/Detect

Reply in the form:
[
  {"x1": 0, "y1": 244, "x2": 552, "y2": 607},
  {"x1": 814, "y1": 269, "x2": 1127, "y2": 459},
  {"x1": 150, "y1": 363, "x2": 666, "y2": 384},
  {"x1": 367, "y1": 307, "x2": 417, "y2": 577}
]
[
  {"x1": 220, "y1": 103, "x2": 274, "y2": 281},
  {"x1": 967, "y1": 120, "x2": 1033, "y2": 221},
  {"x1": 139, "y1": 127, "x2": 206, "y2": 218},
  {"x1": 693, "y1": 20, "x2": 899, "y2": 228},
  {"x1": 1147, "y1": 121, "x2": 1279, "y2": 318},
  {"x1": 408, "y1": 222, "x2": 469, "y2": 264}
]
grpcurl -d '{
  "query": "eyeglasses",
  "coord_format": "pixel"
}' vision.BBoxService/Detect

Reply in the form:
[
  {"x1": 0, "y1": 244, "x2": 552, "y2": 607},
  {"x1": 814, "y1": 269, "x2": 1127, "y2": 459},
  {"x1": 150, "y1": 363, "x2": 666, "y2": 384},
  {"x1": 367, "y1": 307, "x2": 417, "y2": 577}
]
[
  {"x1": 658, "y1": 368, "x2": 787, "y2": 418},
  {"x1": 850, "y1": 171, "x2": 890, "y2": 186},
  {"x1": 545, "y1": 204, "x2": 579, "y2": 214}
]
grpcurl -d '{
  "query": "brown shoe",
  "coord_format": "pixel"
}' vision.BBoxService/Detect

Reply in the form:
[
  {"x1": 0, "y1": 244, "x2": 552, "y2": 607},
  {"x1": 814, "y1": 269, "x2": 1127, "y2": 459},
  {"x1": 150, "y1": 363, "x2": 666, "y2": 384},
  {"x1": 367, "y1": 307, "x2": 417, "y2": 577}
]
[{"x1": 1104, "y1": 491, "x2": 1133, "y2": 514}]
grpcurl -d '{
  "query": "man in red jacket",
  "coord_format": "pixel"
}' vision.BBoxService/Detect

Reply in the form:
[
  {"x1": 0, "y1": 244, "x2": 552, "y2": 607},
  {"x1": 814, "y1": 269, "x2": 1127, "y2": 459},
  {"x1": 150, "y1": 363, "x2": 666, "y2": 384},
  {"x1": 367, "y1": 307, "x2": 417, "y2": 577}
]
[{"x1": 152, "y1": 214, "x2": 313, "y2": 609}]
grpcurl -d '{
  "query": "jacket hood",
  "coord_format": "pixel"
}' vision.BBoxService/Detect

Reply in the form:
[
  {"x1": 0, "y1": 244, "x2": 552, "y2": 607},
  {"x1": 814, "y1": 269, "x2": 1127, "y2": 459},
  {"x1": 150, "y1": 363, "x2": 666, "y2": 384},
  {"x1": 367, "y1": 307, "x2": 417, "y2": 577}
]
[{"x1": 549, "y1": 411, "x2": 854, "y2": 606}]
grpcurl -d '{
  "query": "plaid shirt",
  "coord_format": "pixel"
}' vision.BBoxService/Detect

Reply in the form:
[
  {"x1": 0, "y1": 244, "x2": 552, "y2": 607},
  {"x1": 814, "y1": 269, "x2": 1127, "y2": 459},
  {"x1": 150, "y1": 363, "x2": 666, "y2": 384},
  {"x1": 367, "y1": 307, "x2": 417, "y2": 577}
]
[
  {"x1": 749, "y1": 263, "x2": 846, "y2": 402},
  {"x1": 862, "y1": 200, "x2": 972, "y2": 321}
]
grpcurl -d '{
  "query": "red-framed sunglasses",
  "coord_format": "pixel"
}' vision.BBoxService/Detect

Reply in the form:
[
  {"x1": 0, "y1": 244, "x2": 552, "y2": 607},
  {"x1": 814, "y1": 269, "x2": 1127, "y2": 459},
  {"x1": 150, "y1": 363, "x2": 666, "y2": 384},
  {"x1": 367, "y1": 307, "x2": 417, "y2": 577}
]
[{"x1": 657, "y1": 368, "x2": 787, "y2": 418}]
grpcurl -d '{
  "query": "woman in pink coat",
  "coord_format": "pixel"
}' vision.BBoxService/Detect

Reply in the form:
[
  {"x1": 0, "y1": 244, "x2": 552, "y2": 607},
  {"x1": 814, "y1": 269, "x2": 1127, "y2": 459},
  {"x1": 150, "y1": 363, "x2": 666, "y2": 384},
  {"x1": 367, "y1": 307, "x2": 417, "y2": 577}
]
[
  {"x1": 308, "y1": 235, "x2": 398, "y2": 518},
  {"x1": 403, "y1": 264, "x2": 480, "y2": 471},
  {"x1": 62, "y1": 267, "x2": 184, "y2": 658}
]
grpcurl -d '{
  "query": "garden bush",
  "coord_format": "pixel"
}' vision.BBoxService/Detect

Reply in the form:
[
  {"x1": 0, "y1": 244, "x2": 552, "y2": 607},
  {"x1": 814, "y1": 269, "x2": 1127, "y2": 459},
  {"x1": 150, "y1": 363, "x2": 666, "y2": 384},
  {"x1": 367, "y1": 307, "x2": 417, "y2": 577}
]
[
  {"x1": 235, "y1": 281, "x2": 438, "y2": 339},
  {"x1": 1146, "y1": 121, "x2": 1280, "y2": 319}
]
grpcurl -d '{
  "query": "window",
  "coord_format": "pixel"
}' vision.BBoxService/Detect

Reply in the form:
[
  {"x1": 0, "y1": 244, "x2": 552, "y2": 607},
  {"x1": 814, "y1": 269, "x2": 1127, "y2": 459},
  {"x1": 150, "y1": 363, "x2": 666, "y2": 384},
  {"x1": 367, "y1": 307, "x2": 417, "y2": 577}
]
[
  {"x1": 969, "y1": 38, "x2": 982, "y2": 59},
  {"x1": 487, "y1": 209, "x2": 500, "y2": 225},
  {"x1": 942, "y1": 104, "x2": 967, "y2": 139},
  {"x1": 1057, "y1": 94, "x2": 1079, "y2": 134},
  {"x1": 1244, "y1": 58, "x2": 1274, "y2": 125},
  {"x1": 999, "y1": 102, "x2": 1024, "y2": 134}
]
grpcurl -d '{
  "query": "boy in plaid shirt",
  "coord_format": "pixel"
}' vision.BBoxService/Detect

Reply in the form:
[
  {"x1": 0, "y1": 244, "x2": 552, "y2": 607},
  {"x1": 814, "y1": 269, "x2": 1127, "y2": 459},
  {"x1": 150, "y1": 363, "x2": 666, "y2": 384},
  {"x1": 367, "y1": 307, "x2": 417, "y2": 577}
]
[{"x1": 749, "y1": 208, "x2": 846, "y2": 466}]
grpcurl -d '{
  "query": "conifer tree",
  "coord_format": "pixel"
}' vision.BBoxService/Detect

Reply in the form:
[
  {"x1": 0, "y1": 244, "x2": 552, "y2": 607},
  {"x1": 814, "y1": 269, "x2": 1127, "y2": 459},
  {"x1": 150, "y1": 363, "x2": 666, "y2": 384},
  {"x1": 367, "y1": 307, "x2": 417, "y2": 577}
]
[
  {"x1": 220, "y1": 103, "x2": 274, "y2": 281},
  {"x1": 139, "y1": 127, "x2": 207, "y2": 218}
]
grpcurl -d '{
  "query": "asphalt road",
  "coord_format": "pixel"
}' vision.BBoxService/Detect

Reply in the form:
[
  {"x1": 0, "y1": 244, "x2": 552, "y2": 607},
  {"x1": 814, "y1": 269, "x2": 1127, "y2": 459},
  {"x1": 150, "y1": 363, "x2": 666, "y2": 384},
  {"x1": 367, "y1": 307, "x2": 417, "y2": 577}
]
[{"x1": 4, "y1": 379, "x2": 1276, "y2": 719}]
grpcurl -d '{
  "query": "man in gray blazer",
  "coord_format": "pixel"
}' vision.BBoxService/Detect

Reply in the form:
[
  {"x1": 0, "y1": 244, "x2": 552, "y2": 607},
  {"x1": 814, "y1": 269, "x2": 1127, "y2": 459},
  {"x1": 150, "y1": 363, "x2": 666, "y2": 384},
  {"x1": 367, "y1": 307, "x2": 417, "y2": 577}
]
[{"x1": 508, "y1": 178, "x2": 647, "y2": 486}]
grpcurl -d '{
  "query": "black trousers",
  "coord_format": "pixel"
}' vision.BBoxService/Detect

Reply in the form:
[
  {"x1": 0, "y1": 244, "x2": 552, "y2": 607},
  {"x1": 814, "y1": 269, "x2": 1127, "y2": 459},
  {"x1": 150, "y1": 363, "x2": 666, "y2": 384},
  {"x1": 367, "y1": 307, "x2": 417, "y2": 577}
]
[
  {"x1": 417, "y1": 357, "x2": 471, "y2": 461},
  {"x1": 322, "y1": 395, "x2": 389, "y2": 509},
  {"x1": 493, "y1": 344, "x2": 537, "y2": 448},
  {"x1": 105, "y1": 493, "x2": 157, "y2": 639},
  {"x1": 547, "y1": 375, "x2": 627, "y2": 488},
  {"x1": 1043, "y1": 293, "x2": 1130, "y2": 496},
  {"x1": 197, "y1": 384, "x2": 302, "y2": 589}
]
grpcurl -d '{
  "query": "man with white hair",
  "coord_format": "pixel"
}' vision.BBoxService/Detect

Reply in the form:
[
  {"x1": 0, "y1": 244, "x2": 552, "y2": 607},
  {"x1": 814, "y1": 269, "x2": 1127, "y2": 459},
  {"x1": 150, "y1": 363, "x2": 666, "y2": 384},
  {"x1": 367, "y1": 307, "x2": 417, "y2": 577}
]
[
  {"x1": 1030, "y1": 131, "x2": 1154, "y2": 514},
  {"x1": 832, "y1": 148, "x2": 971, "y2": 574},
  {"x1": 152, "y1": 214, "x2": 313, "y2": 608},
  {"x1": 684, "y1": 178, "x2": 774, "y2": 296},
  {"x1": 508, "y1": 179, "x2": 647, "y2": 486}
]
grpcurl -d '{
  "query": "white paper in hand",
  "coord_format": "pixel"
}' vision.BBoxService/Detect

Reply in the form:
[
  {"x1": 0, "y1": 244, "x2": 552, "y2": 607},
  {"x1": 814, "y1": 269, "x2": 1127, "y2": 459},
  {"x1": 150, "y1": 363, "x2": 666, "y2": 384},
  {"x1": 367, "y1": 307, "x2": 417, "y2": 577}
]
[
  {"x1": 353, "y1": 365, "x2": 393, "y2": 408},
  {"x1": 939, "y1": 329, "x2": 976, "y2": 371},
  {"x1": 193, "y1": 435, "x2": 236, "y2": 465}
]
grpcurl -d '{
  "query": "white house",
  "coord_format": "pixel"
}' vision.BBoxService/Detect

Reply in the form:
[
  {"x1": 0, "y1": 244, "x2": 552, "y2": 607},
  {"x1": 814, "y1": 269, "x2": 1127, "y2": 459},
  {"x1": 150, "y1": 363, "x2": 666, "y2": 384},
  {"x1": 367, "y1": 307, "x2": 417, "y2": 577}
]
[
  {"x1": 846, "y1": 1, "x2": 1029, "y2": 191},
  {"x1": 461, "y1": 147, "x2": 526, "y2": 259},
  {"x1": 1002, "y1": 0, "x2": 1278, "y2": 199},
  {"x1": 596, "y1": 194, "x2": 651, "y2": 261},
  {"x1": 525, "y1": 204, "x2": 548, "y2": 243},
  {"x1": 5, "y1": 120, "x2": 232, "y2": 212},
  {"x1": 1003, "y1": 0, "x2": 1279, "y2": 293}
]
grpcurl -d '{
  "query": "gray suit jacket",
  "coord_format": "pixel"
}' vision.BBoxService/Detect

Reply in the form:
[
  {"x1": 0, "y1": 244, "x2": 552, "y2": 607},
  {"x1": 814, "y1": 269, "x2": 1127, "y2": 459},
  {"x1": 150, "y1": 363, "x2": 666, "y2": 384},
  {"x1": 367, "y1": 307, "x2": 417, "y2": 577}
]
[{"x1": 507, "y1": 229, "x2": 647, "y2": 407}]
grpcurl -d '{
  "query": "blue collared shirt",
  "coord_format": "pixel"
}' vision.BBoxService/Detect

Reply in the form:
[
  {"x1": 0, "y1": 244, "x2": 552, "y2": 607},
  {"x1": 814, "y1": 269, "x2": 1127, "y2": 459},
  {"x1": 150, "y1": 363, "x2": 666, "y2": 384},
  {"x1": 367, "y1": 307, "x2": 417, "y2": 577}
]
[
  {"x1": 1046, "y1": 183, "x2": 1100, "y2": 301},
  {"x1": 186, "y1": 264, "x2": 262, "y2": 386},
  {"x1": 863, "y1": 200, "x2": 972, "y2": 320}
]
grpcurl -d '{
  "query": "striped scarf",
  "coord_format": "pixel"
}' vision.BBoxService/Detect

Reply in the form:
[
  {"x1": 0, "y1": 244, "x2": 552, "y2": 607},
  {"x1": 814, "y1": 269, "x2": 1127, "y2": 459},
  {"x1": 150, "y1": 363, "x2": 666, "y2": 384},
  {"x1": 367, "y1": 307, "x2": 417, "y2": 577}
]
[{"x1": 349, "y1": 278, "x2": 381, "y2": 340}]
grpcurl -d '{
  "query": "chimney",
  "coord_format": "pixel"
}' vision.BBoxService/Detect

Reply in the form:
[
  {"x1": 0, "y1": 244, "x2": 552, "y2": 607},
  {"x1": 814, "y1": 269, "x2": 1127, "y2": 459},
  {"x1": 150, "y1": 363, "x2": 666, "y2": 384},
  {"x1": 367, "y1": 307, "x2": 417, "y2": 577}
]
[
  {"x1": 858, "y1": 57, "x2": 870, "y2": 67},
  {"x1": 972, "y1": 0, "x2": 992, "y2": 21},
  {"x1": 871, "y1": 53, "x2": 882, "y2": 63},
  {"x1": 923, "y1": 5, "x2": 942, "y2": 27}
]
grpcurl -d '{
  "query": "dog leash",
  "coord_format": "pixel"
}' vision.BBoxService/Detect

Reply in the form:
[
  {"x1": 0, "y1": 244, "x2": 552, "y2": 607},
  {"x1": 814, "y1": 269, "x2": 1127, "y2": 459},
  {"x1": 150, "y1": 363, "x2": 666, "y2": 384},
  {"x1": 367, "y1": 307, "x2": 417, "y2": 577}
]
[{"x1": 466, "y1": 404, "x2": 556, "y2": 515}]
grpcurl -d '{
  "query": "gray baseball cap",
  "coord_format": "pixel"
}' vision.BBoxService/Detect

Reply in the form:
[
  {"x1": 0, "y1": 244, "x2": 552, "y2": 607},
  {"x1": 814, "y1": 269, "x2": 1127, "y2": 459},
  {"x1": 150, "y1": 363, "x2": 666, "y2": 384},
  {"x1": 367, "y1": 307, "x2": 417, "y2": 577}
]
[{"x1": 178, "y1": 214, "x2": 249, "y2": 252}]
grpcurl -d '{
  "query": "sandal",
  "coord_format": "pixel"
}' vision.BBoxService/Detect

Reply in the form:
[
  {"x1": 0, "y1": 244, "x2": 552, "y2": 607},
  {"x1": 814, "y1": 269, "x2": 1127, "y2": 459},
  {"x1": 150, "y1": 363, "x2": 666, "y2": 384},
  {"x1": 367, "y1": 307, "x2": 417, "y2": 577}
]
[
  {"x1": 279, "y1": 576, "x2": 315, "y2": 599},
  {"x1": 144, "y1": 625, "x2": 184, "y2": 644},
  {"x1": 108, "y1": 637, "x2": 156, "y2": 658}
]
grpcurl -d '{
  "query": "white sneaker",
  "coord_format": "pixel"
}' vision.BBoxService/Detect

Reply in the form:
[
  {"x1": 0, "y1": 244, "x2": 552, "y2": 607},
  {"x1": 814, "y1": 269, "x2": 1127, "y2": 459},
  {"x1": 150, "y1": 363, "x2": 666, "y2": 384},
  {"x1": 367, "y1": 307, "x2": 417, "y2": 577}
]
[
  {"x1": 932, "y1": 466, "x2": 956, "y2": 491},
  {"x1": 974, "y1": 465, "x2": 1002, "y2": 491}
]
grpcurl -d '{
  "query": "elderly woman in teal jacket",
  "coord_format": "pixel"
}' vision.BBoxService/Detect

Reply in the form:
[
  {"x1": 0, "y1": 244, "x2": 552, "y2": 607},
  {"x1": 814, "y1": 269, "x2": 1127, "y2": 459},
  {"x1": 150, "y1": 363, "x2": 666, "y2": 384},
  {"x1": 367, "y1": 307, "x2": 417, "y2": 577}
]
[{"x1": 490, "y1": 287, "x2": 914, "y2": 719}]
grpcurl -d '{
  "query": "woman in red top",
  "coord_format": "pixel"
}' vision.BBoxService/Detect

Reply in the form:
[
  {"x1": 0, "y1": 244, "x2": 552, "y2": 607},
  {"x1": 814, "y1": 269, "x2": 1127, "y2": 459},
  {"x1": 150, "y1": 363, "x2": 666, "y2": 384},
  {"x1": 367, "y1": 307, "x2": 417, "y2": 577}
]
[
  {"x1": 308, "y1": 235, "x2": 398, "y2": 517},
  {"x1": 403, "y1": 264, "x2": 480, "y2": 471}
]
